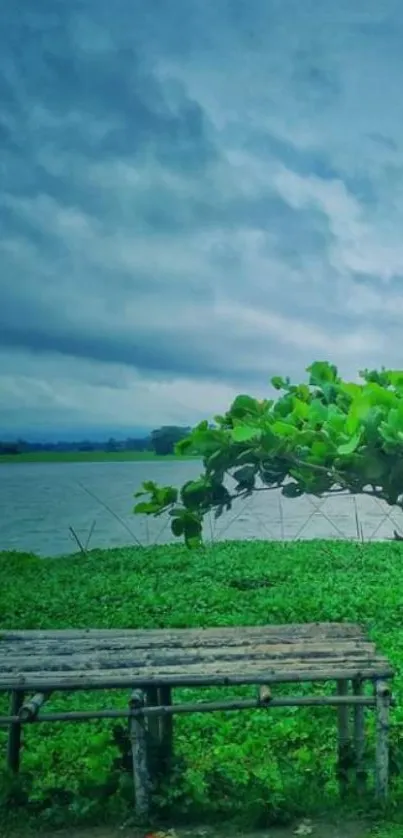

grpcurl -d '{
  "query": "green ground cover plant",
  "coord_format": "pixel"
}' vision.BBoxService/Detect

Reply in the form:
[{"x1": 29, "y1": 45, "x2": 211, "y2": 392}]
[{"x1": 1, "y1": 540, "x2": 403, "y2": 834}]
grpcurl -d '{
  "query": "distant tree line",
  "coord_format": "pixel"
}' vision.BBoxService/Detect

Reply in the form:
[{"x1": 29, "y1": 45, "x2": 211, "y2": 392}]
[{"x1": 0, "y1": 426, "x2": 191, "y2": 457}]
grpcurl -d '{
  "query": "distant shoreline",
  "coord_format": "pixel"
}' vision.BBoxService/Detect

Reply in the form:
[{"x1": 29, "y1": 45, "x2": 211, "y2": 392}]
[{"x1": 0, "y1": 450, "x2": 199, "y2": 464}]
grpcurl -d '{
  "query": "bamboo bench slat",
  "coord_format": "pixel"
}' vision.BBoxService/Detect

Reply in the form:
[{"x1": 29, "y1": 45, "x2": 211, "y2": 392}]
[{"x1": 0, "y1": 623, "x2": 393, "y2": 691}]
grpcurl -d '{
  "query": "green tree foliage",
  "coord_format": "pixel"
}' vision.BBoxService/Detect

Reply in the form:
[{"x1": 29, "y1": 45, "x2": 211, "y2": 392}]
[
  {"x1": 150, "y1": 425, "x2": 191, "y2": 456},
  {"x1": 0, "y1": 441, "x2": 23, "y2": 455},
  {"x1": 134, "y1": 362, "x2": 403, "y2": 547}
]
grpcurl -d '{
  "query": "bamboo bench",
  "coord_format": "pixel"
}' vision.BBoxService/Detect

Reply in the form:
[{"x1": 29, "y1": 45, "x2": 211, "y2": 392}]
[{"x1": 0, "y1": 623, "x2": 394, "y2": 818}]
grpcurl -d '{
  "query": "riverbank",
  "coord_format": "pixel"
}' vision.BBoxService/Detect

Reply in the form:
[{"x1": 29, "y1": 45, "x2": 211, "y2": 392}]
[
  {"x1": 1, "y1": 540, "x2": 402, "y2": 835},
  {"x1": 0, "y1": 451, "x2": 198, "y2": 464}
]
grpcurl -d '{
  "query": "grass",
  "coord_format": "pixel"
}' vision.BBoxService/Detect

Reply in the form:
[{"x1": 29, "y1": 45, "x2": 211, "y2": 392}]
[
  {"x1": 0, "y1": 450, "x2": 198, "y2": 464},
  {"x1": 1, "y1": 540, "x2": 403, "y2": 836}
]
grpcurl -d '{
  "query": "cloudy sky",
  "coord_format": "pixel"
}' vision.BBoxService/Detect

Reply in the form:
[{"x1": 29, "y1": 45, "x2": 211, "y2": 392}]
[{"x1": 2, "y1": 0, "x2": 403, "y2": 438}]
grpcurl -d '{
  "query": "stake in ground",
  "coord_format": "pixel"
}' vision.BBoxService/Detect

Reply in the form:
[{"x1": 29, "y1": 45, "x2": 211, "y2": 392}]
[{"x1": 134, "y1": 361, "x2": 403, "y2": 546}]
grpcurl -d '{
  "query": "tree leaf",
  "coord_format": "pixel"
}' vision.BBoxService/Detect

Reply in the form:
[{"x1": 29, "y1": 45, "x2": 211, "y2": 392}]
[
  {"x1": 171, "y1": 517, "x2": 185, "y2": 537},
  {"x1": 337, "y1": 431, "x2": 362, "y2": 455},
  {"x1": 233, "y1": 465, "x2": 256, "y2": 490},
  {"x1": 307, "y1": 360, "x2": 338, "y2": 385},
  {"x1": 231, "y1": 425, "x2": 260, "y2": 442},
  {"x1": 157, "y1": 487, "x2": 178, "y2": 506},
  {"x1": 271, "y1": 421, "x2": 298, "y2": 437},
  {"x1": 230, "y1": 394, "x2": 260, "y2": 415},
  {"x1": 142, "y1": 480, "x2": 157, "y2": 492},
  {"x1": 307, "y1": 399, "x2": 328, "y2": 426},
  {"x1": 181, "y1": 479, "x2": 210, "y2": 510},
  {"x1": 271, "y1": 375, "x2": 289, "y2": 390},
  {"x1": 282, "y1": 482, "x2": 304, "y2": 498},
  {"x1": 134, "y1": 502, "x2": 161, "y2": 515}
]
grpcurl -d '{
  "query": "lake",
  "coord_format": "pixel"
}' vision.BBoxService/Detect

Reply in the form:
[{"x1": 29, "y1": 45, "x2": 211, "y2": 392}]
[{"x1": 1, "y1": 460, "x2": 402, "y2": 556}]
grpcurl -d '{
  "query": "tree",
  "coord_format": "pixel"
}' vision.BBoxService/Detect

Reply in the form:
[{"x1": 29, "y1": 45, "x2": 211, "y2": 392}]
[
  {"x1": 134, "y1": 361, "x2": 403, "y2": 547},
  {"x1": 0, "y1": 441, "x2": 22, "y2": 455},
  {"x1": 150, "y1": 426, "x2": 191, "y2": 456}
]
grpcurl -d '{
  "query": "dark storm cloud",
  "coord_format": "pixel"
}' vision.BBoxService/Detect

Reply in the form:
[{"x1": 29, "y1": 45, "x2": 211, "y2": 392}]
[
  {"x1": 0, "y1": 10, "x2": 217, "y2": 181},
  {"x1": 1, "y1": 0, "x2": 403, "y2": 431}
]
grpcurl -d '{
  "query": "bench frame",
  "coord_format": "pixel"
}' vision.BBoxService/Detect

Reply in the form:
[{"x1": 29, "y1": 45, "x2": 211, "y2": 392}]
[{"x1": 0, "y1": 624, "x2": 394, "y2": 819}]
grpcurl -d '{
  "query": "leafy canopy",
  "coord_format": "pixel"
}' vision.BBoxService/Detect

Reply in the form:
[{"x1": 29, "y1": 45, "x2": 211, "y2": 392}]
[{"x1": 134, "y1": 361, "x2": 403, "y2": 547}]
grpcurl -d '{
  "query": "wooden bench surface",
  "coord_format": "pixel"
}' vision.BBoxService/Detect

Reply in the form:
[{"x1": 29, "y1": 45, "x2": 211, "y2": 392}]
[{"x1": 0, "y1": 623, "x2": 393, "y2": 691}]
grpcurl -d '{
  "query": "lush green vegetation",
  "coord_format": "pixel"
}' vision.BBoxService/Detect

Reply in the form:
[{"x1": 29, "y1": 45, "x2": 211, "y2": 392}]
[
  {"x1": 1, "y1": 540, "x2": 403, "y2": 836},
  {"x1": 134, "y1": 362, "x2": 403, "y2": 546},
  {"x1": 150, "y1": 425, "x2": 191, "y2": 455},
  {"x1": 0, "y1": 450, "x2": 197, "y2": 465}
]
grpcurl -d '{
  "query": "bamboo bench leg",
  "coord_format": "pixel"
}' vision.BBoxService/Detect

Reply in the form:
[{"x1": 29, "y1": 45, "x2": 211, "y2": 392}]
[
  {"x1": 375, "y1": 681, "x2": 391, "y2": 801},
  {"x1": 145, "y1": 686, "x2": 173, "y2": 780},
  {"x1": 353, "y1": 677, "x2": 366, "y2": 795},
  {"x1": 158, "y1": 686, "x2": 173, "y2": 777},
  {"x1": 146, "y1": 687, "x2": 161, "y2": 782},
  {"x1": 128, "y1": 688, "x2": 174, "y2": 820},
  {"x1": 336, "y1": 680, "x2": 351, "y2": 797},
  {"x1": 129, "y1": 690, "x2": 151, "y2": 821},
  {"x1": 7, "y1": 691, "x2": 24, "y2": 774}
]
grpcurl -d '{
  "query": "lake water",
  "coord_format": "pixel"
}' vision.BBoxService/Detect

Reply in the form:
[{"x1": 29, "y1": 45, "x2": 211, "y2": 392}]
[{"x1": 1, "y1": 460, "x2": 403, "y2": 556}]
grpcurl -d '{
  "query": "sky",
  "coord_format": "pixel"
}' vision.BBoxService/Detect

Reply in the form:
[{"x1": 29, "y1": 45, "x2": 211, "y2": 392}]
[{"x1": 2, "y1": 0, "x2": 403, "y2": 438}]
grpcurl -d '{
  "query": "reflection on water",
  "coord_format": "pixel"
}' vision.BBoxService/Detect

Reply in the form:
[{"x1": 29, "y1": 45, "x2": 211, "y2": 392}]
[{"x1": 0, "y1": 460, "x2": 402, "y2": 556}]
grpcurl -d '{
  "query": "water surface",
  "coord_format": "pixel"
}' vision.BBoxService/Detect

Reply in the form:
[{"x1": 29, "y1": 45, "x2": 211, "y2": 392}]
[{"x1": 0, "y1": 460, "x2": 401, "y2": 556}]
